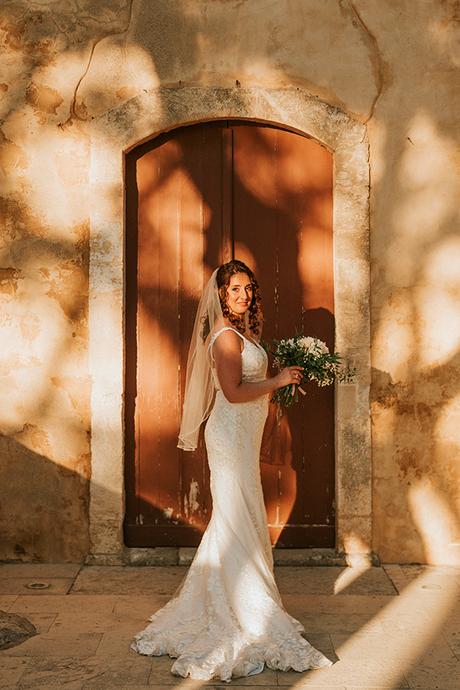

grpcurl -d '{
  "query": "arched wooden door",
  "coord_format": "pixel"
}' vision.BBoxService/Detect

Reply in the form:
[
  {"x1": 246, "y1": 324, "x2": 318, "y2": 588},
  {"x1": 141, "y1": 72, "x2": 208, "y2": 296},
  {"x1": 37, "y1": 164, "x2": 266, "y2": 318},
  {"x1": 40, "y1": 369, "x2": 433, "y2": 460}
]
[{"x1": 124, "y1": 120, "x2": 334, "y2": 548}]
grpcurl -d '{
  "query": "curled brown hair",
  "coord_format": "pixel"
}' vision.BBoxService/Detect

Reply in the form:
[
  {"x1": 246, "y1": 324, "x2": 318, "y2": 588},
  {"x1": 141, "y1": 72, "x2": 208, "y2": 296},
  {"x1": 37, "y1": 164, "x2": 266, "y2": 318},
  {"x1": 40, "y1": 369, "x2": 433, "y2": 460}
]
[{"x1": 216, "y1": 259, "x2": 263, "y2": 338}]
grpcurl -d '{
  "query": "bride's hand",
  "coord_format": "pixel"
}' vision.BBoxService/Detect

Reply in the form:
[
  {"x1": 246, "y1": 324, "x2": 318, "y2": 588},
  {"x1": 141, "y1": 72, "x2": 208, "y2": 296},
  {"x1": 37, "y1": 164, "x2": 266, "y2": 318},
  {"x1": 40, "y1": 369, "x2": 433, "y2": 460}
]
[{"x1": 274, "y1": 365, "x2": 304, "y2": 389}]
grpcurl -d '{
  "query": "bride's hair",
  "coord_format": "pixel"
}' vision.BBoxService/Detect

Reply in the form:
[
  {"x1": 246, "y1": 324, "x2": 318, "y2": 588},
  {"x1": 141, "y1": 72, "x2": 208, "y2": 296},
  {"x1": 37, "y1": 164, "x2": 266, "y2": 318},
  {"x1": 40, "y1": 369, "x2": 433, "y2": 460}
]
[{"x1": 216, "y1": 259, "x2": 263, "y2": 338}]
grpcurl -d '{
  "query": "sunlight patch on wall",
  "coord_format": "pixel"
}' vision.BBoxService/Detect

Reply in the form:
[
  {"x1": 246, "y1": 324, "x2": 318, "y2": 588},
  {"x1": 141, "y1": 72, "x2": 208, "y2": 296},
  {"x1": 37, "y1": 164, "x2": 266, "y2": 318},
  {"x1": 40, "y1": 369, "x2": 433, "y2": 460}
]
[
  {"x1": 3, "y1": 113, "x2": 89, "y2": 235},
  {"x1": 372, "y1": 290, "x2": 414, "y2": 380},
  {"x1": 434, "y1": 392, "x2": 460, "y2": 454},
  {"x1": 432, "y1": 393, "x2": 460, "y2": 565},
  {"x1": 416, "y1": 237, "x2": 460, "y2": 369},
  {"x1": 385, "y1": 112, "x2": 458, "y2": 288},
  {"x1": 0, "y1": 297, "x2": 62, "y2": 427},
  {"x1": 342, "y1": 531, "x2": 370, "y2": 559},
  {"x1": 241, "y1": 58, "x2": 287, "y2": 86},
  {"x1": 399, "y1": 113, "x2": 457, "y2": 227},
  {"x1": 407, "y1": 478, "x2": 459, "y2": 566}
]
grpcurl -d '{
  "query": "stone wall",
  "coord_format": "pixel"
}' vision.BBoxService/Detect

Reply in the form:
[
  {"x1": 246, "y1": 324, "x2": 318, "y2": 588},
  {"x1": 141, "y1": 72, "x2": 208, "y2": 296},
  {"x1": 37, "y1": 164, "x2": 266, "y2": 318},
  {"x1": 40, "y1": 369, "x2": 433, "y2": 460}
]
[{"x1": 0, "y1": 0, "x2": 458, "y2": 564}]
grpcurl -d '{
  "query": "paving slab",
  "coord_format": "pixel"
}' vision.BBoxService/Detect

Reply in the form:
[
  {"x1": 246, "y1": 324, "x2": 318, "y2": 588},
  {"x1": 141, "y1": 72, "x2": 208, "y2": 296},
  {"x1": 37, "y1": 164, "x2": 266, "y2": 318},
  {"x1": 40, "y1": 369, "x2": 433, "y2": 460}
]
[
  {"x1": 274, "y1": 566, "x2": 397, "y2": 596},
  {"x1": 95, "y1": 630, "x2": 143, "y2": 658},
  {"x1": 12, "y1": 612, "x2": 57, "y2": 634},
  {"x1": 0, "y1": 632, "x2": 102, "y2": 658},
  {"x1": 9, "y1": 595, "x2": 116, "y2": 614},
  {"x1": 70, "y1": 566, "x2": 187, "y2": 595},
  {"x1": 404, "y1": 640, "x2": 460, "y2": 689},
  {"x1": 276, "y1": 658, "x2": 410, "y2": 687},
  {"x1": 281, "y1": 593, "x2": 393, "y2": 615},
  {"x1": 300, "y1": 632, "x2": 336, "y2": 660},
  {"x1": 15, "y1": 654, "x2": 153, "y2": 689},
  {"x1": 70, "y1": 565, "x2": 399, "y2": 596},
  {"x1": 0, "y1": 564, "x2": 82, "y2": 579},
  {"x1": 401, "y1": 564, "x2": 460, "y2": 581},
  {"x1": 0, "y1": 657, "x2": 31, "y2": 689},
  {"x1": 49, "y1": 609, "x2": 145, "y2": 634},
  {"x1": 111, "y1": 594, "x2": 171, "y2": 617},
  {"x1": 0, "y1": 577, "x2": 75, "y2": 595},
  {"x1": 0, "y1": 564, "x2": 458, "y2": 689},
  {"x1": 331, "y1": 631, "x2": 413, "y2": 661},
  {"x1": 204, "y1": 676, "x2": 282, "y2": 690},
  {"x1": 294, "y1": 613, "x2": 385, "y2": 635},
  {"x1": 382, "y1": 565, "x2": 412, "y2": 594},
  {"x1": 443, "y1": 625, "x2": 460, "y2": 660},
  {"x1": 0, "y1": 594, "x2": 18, "y2": 611},
  {"x1": 19, "y1": 681, "x2": 83, "y2": 690},
  {"x1": 379, "y1": 612, "x2": 432, "y2": 635}
]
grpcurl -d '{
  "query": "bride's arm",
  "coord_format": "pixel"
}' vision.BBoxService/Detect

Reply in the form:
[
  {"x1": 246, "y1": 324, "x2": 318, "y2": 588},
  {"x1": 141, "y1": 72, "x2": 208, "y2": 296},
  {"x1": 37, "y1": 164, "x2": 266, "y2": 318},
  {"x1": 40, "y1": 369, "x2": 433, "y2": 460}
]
[{"x1": 212, "y1": 330, "x2": 303, "y2": 403}]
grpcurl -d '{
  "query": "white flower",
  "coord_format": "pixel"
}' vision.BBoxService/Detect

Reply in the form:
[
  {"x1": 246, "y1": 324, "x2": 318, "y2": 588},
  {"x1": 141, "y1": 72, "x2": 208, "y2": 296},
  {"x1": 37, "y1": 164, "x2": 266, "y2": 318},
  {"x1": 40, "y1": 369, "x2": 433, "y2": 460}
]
[
  {"x1": 315, "y1": 339, "x2": 329, "y2": 354},
  {"x1": 298, "y1": 336, "x2": 316, "y2": 353},
  {"x1": 298, "y1": 336, "x2": 329, "y2": 355}
]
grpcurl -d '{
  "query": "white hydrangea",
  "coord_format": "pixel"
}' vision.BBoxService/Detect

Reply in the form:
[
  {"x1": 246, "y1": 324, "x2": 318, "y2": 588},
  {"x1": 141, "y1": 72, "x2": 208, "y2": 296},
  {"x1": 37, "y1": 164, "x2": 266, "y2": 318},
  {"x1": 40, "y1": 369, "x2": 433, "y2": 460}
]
[
  {"x1": 315, "y1": 339, "x2": 329, "y2": 354},
  {"x1": 298, "y1": 336, "x2": 329, "y2": 355}
]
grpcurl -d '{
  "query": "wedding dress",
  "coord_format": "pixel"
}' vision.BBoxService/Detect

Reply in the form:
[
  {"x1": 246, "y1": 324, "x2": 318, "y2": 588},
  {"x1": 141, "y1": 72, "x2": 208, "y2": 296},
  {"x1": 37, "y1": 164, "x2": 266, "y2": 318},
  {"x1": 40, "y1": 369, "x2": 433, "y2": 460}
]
[{"x1": 131, "y1": 326, "x2": 333, "y2": 681}]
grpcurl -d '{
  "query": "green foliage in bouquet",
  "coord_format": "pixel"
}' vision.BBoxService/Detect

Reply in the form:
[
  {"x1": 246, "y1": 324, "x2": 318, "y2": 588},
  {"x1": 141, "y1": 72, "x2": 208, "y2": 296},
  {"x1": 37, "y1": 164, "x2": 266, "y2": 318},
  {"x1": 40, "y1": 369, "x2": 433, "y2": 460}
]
[{"x1": 260, "y1": 333, "x2": 356, "y2": 407}]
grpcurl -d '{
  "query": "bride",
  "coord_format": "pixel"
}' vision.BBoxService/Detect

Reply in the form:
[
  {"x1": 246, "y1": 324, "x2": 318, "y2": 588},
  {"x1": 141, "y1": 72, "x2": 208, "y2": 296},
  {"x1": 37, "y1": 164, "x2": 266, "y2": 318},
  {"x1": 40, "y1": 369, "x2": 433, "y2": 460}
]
[{"x1": 131, "y1": 259, "x2": 333, "y2": 681}]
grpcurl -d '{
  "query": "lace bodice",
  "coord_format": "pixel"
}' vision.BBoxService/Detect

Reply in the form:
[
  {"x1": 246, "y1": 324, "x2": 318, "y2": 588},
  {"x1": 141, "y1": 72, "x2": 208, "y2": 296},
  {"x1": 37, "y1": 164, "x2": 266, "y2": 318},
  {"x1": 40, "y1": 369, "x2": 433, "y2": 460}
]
[{"x1": 208, "y1": 326, "x2": 268, "y2": 390}]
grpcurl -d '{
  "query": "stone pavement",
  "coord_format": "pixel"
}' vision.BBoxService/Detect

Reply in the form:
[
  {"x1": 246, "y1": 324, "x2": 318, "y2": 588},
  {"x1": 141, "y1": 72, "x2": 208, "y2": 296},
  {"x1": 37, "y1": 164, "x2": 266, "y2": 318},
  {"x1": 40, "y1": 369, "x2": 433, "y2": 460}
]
[{"x1": 0, "y1": 563, "x2": 459, "y2": 689}]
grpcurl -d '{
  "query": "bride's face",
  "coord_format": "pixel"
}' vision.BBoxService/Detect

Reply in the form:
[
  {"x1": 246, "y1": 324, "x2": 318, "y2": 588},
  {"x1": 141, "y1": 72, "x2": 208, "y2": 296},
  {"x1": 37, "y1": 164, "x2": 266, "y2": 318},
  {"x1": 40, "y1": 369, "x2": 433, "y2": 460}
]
[{"x1": 226, "y1": 272, "x2": 253, "y2": 316}]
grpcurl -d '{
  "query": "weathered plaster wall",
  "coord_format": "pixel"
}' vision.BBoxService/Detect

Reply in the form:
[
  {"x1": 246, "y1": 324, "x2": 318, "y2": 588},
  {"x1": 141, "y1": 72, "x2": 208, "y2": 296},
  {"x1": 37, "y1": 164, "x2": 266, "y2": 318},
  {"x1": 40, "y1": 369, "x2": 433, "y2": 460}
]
[{"x1": 0, "y1": 0, "x2": 458, "y2": 564}]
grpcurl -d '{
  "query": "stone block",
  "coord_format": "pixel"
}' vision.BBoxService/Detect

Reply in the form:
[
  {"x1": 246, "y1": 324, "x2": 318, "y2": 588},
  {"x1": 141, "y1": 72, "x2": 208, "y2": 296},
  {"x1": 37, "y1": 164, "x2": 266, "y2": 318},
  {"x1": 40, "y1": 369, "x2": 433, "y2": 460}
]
[
  {"x1": 10, "y1": 595, "x2": 115, "y2": 614},
  {"x1": 125, "y1": 547, "x2": 179, "y2": 566},
  {"x1": 0, "y1": 577, "x2": 74, "y2": 595},
  {"x1": 1, "y1": 632, "x2": 102, "y2": 658},
  {"x1": 16, "y1": 655, "x2": 152, "y2": 689},
  {"x1": 71, "y1": 565, "x2": 186, "y2": 595},
  {"x1": 0, "y1": 657, "x2": 30, "y2": 689}
]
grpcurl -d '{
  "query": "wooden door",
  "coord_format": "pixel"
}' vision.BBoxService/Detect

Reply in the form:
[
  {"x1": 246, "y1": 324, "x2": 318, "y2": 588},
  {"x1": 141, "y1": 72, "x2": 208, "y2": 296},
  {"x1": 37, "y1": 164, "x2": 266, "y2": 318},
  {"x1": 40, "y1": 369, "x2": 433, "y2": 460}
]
[{"x1": 124, "y1": 121, "x2": 334, "y2": 548}]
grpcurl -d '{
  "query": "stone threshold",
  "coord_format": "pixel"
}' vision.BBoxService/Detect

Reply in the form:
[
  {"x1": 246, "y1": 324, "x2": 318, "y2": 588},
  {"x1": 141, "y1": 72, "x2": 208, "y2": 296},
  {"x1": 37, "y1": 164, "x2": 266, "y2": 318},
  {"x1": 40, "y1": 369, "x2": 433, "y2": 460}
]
[{"x1": 83, "y1": 547, "x2": 381, "y2": 567}]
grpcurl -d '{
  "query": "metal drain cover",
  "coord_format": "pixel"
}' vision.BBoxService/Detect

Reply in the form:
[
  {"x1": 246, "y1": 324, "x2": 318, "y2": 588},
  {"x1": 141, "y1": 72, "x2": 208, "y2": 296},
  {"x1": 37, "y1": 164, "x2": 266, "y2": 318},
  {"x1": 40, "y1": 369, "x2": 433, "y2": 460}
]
[{"x1": 26, "y1": 582, "x2": 50, "y2": 590}]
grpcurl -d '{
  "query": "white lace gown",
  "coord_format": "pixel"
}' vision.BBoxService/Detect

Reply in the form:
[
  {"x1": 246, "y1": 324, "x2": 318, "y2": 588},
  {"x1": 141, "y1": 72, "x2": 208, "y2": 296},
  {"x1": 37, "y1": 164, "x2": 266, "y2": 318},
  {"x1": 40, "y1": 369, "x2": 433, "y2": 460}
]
[{"x1": 131, "y1": 326, "x2": 333, "y2": 681}]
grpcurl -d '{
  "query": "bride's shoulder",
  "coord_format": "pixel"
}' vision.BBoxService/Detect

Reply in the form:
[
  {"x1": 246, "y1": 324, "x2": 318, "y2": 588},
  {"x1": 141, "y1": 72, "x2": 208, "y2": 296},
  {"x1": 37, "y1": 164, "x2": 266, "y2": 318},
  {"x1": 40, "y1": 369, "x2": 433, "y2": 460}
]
[{"x1": 209, "y1": 319, "x2": 243, "y2": 351}]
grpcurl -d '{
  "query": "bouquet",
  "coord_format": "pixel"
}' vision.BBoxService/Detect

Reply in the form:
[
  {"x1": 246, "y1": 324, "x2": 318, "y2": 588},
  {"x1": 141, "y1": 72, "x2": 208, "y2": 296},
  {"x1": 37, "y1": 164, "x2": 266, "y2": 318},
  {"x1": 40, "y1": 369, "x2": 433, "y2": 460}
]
[{"x1": 263, "y1": 334, "x2": 355, "y2": 407}]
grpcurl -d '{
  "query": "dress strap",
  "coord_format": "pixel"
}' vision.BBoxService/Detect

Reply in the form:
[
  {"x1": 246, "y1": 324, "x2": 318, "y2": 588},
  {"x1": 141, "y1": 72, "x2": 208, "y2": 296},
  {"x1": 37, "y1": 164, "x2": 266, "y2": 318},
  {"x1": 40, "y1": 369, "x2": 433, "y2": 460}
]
[{"x1": 208, "y1": 326, "x2": 245, "y2": 352}]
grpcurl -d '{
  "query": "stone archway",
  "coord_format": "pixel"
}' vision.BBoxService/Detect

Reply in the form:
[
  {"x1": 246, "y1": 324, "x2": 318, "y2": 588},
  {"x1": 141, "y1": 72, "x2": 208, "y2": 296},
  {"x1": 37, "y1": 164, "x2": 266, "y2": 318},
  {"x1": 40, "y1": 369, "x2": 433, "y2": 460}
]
[{"x1": 88, "y1": 87, "x2": 371, "y2": 564}]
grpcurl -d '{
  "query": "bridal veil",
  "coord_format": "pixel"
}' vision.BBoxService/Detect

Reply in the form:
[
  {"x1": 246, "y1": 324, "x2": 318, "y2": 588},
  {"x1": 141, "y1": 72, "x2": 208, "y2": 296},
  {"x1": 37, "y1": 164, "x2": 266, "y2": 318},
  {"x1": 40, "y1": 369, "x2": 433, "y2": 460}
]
[{"x1": 177, "y1": 267, "x2": 223, "y2": 451}]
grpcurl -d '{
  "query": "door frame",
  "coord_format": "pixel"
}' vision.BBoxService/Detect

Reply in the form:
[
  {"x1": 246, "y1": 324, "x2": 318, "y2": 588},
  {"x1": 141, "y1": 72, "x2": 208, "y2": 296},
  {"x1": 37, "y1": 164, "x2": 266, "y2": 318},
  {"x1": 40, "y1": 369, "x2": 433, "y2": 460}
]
[{"x1": 87, "y1": 86, "x2": 371, "y2": 564}]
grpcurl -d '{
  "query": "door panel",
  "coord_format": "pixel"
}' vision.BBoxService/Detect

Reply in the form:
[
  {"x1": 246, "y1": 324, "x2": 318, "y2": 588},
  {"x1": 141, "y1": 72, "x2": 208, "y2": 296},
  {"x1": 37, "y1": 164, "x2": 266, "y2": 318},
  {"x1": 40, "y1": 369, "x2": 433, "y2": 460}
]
[
  {"x1": 232, "y1": 125, "x2": 334, "y2": 546},
  {"x1": 125, "y1": 121, "x2": 334, "y2": 548}
]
